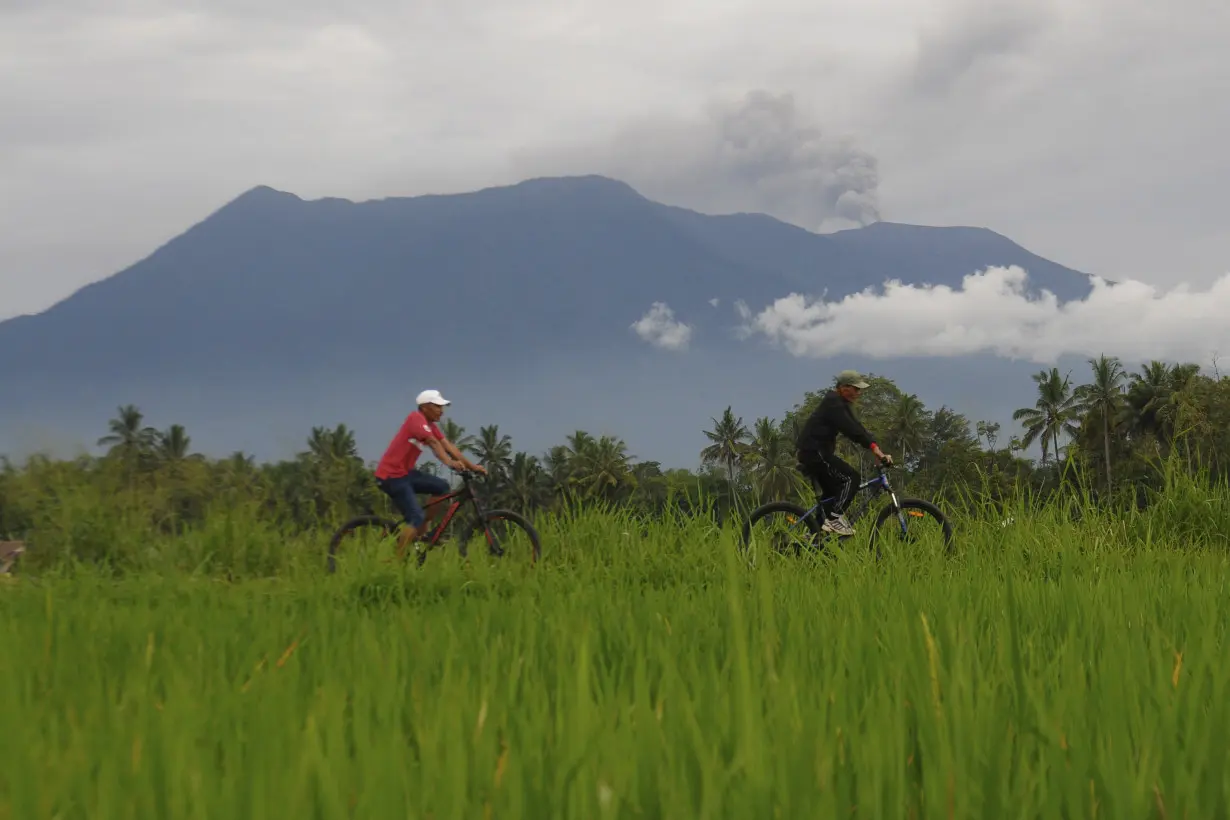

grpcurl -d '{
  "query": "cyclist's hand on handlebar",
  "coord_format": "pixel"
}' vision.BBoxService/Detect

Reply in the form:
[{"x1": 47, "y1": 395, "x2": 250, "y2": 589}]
[{"x1": 470, "y1": 463, "x2": 489, "y2": 476}]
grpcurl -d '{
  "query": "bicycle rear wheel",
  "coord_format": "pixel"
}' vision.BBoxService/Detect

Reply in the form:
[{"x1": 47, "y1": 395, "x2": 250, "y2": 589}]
[
  {"x1": 740, "y1": 501, "x2": 824, "y2": 556},
  {"x1": 326, "y1": 515, "x2": 400, "y2": 573},
  {"x1": 461, "y1": 509, "x2": 542, "y2": 563}
]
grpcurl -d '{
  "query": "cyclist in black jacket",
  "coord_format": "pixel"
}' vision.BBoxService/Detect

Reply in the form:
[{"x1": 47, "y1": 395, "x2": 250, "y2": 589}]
[{"x1": 796, "y1": 370, "x2": 893, "y2": 536}]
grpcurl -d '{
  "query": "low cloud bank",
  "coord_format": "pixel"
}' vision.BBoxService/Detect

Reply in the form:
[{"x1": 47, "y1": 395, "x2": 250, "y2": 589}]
[{"x1": 736, "y1": 266, "x2": 1230, "y2": 365}]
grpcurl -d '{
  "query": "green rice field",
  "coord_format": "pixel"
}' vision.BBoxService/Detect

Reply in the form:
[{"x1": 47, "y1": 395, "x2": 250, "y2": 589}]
[{"x1": 3, "y1": 484, "x2": 1230, "y2": 818}]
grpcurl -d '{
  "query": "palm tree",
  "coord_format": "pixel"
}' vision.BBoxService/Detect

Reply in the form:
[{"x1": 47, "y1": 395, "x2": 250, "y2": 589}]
[
  {"x1": 440, "y1": 419, "x2": 477, "y2": 455},
  {"x1": 885, "y1": 394, "x2": 928, "y2": 465},
  {"x1": 558, "y1": 430, "x2": 597, "y2": 496},
  {"x1": 504, "y1": 452, "x2": 549, "y2": 511},
  {"x1": 98, "y1": 404, "x2": 159, "y2": 464},
  {"x1": 565, "y1": 430, "x2": 596, "y2": 460},
  {"x1": 700, "y1": 406, "x2": 751, "y2": 486},
  {"x1": 475, "y1": 425, "x2": 513, "y2": 478},
  {"x1": 572, "y1": 435, "x2": 634, "y2": 501},
  {"x1": 543, "y1": 444, "x2": 575, "y2": 502},
  {"x1": 219, "y1": 451, "x2": 259, "y2": 492},
  {"x1": 1125, "y1": 361, "x2": 1201, "y2": 446},
  {"x1": 1165, "y1": 362, "x2": 1206, "y2": 437},
  {"x1": 1074, "y1": 354, "x2": 1126, "y2": 489},
  {"x1": 744, "y1": 417, "x2": 798, "y2": 500},
  {"x1": 304, "y1": 424, "x2": 359, "y2": 462},
  {"x1": 156, "y1": 424, "x2": 193, "y2": 463},
  {"x1": 1012, "y1": 367, "x2": 1081, "y2": 466},
  {"x1": 227, "y1": 451, "x2": 255, "y2": 471},
  {"x1": 1124, "y1": 361, "x2": 1172, "y2": 438},
  {"x1": 298, "y1": 424, "x2": 367, "y2": 522}
]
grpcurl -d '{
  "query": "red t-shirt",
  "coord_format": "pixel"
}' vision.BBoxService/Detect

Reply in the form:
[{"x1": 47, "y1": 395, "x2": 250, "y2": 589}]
[{"x1": 374, "y1": 410, "x2": 445, "y2": 479}]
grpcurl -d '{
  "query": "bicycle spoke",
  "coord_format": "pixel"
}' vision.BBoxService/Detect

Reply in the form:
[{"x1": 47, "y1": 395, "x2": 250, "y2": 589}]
[
  {"x1": 328, "y1": 520, "x2": 401, "y2": 572},
  {"x1": 473, "y1": 514, "x2": 537, "y2": 560},
  {"x1": 874, "y1": 504, "x2": 952, "y2": 554},
  {"x1": 746, "y1": 510, "x2": 820, "y2": 556}
]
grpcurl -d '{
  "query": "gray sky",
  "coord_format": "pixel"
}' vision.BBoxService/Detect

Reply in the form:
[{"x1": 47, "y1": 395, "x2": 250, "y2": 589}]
[{"x1": 2, "y1": 0, "x2": 1228, "y2": 321}]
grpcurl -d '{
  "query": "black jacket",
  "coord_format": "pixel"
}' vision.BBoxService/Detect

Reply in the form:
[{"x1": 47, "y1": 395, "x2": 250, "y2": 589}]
[{"x1": 796, "y1": 390, "x2": 876, "y2": 457}]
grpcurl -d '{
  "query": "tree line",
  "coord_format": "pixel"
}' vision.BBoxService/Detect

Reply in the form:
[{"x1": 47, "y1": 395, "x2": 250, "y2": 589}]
[
  {"x1": 711, "y1": 355, "x2": 1229, "y2": 509},
  {"x1": 1, "y1": 354, "x2": 1227, "y2": 542}
]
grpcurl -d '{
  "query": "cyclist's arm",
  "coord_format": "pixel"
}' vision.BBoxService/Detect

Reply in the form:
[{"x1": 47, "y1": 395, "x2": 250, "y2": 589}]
[
  {"x1": 840, "y1": 413, "x2": 890, "y2": 462},
  {"x1": 424, "y1": 437, "x2": 466, "y2": 471},
  {"x1": 440, "y1": 437, "x2": 484, "y2": 472},
  {"x1": 835, "y1": 405, "x2": 877, "y2": 451}
]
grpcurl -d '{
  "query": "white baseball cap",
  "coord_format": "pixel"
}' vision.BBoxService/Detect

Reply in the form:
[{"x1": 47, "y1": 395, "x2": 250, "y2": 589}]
[{"x1": 415, "y1": 389, "x2": 451, "y2": 407}]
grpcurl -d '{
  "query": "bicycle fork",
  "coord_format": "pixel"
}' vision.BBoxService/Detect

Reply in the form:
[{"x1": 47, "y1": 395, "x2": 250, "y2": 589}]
[{"x1": 880, "y1": 475, "x2": 910, "y2": 537}]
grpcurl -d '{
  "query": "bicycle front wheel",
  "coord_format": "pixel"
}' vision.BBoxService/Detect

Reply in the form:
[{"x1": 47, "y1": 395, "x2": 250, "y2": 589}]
[
  {"x1": 869, "y1": 498, "x2": 954, "y2": 556},
  {"x1": 461, "y1": 509, "x2": 542, "y2": 563}
]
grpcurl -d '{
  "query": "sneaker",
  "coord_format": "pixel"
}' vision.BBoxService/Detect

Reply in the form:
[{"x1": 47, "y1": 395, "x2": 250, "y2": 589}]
[{"x1": 822, "y1": 514, "x2": 856, "y2": 537}]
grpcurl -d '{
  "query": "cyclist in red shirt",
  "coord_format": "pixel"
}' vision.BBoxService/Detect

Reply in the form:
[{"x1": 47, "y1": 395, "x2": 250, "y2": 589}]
[{"x1": 374, "y1": 389, "x2": 486, "y2": 556}]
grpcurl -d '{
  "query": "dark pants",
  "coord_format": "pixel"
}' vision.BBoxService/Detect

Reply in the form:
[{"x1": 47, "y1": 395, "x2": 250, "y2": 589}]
[
  {"x1": 376, "y1": 470, "x2": 451, "y2": 528},
  {"x1": 798, "y1": 451, "x2": 861, "y2": 518}
]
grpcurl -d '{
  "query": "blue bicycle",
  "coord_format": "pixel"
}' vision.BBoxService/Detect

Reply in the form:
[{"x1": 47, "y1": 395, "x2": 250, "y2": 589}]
[{"x1": 740, "y1": 459, "x2": 954, "y2": 557}]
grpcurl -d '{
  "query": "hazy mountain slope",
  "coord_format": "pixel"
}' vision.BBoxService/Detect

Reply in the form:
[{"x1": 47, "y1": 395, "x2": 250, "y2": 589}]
[{"x1": 0, "y1": 175, "x2": 1095, "y2": 466}]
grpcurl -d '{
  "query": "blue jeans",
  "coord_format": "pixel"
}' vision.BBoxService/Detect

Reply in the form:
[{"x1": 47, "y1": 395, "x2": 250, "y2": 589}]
[{"x1": 376, "y1": 470, "x2": 451, "y2": 529}]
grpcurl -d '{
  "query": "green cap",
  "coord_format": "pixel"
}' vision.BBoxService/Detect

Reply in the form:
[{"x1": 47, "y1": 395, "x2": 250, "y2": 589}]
[{"x1": 836, "y1": 369, "x2": 870, "y2": 389}]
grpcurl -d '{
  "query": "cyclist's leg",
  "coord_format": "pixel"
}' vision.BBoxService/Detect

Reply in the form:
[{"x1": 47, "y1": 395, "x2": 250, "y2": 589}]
[
  {"x1": 797, "y1": 455, "x2": 837, "y2": 519},
  {"x1": 406, "y1": 470, "x2": 452, "y2": 537},
  {"x1": 378, "y1": 475, "x2": 428, "y2": 556},
  {"x1": 812, "y1": 452, "x2": 861, "y2": 534}
]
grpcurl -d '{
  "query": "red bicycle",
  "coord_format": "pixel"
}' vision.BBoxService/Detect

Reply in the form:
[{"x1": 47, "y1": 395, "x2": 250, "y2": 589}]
[{"x1": 326, "y1": 469, "x2": 541, "y2": 572}]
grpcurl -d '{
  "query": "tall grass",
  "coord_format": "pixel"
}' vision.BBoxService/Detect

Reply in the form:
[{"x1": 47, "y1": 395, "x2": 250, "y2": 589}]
[{"x1": 2, "y1": 470, "x2": 1229, "y2": 816}]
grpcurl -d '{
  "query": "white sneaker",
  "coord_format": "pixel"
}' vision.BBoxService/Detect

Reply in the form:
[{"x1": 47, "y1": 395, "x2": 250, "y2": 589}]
[{"x1": 822, "y1": 514, "x2": 856, "y2": 537}]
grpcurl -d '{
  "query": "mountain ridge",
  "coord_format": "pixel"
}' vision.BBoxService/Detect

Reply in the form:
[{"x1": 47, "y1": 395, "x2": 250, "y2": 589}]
[{"x1": 0, "y1": 174, "x2": 1098, "y2": 467}]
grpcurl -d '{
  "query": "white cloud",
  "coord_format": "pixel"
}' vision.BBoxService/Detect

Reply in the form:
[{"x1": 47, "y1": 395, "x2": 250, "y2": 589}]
[
  {"x1": 739, "y1": 265, "x2": 1230, "y2": 365},
  {"x1": 631, "y1": 302, "x2": 693, "y2": 351},
  {"x1": 709, "y1": 297, "x2": 720, "y2": 307}
]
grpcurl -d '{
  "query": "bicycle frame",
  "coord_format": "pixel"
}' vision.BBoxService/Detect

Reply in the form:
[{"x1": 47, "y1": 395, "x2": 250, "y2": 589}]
[
  {"x1": 796, "y1": 461, "x2": 908, "y2": 537},
  {"x1": 326, "y1": 467, "x2": 539, "y2": 574},
  {"x1": 415, "y1": 471, "x2": 495, "y2": 548}
]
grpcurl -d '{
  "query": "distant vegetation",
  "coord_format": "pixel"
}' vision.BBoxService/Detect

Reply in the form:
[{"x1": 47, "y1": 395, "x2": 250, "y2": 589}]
[{"x1": 1, "y1": 354, "x2": 1228, "y2": 571}]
